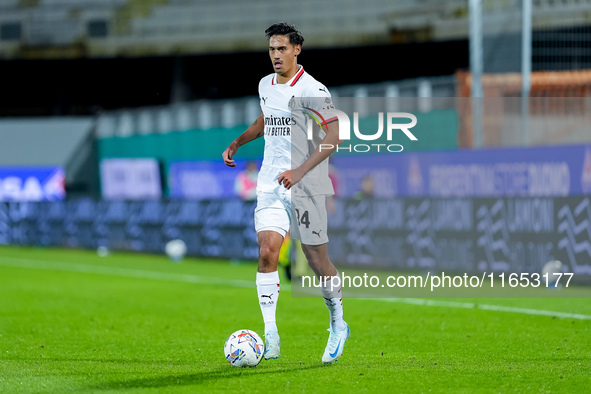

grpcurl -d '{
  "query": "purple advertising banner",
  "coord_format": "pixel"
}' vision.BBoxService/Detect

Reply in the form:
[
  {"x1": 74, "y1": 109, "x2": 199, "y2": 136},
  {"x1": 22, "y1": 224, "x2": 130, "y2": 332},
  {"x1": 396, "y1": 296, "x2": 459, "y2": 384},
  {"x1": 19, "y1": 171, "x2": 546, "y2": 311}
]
[
  {"x1": 0, "y1": 166, "x2": 65, "y2": 201},
  {"x1": 100, "y1": 158, "x2": 162, "y2": 200},
  {"x1": 168, "y1": 160, "x2": 261, "y2": 199},
  {"x1": 331, "y1": 144, "x2": 591, "y2": 198}
]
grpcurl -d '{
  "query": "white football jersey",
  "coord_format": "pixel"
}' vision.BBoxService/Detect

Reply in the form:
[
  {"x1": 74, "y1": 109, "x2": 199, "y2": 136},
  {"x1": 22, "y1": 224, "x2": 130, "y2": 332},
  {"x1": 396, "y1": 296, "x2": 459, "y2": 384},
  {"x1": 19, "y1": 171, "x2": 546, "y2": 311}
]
[{"x1": 257, "y1": 66, "x2": 335, "y2": 197}]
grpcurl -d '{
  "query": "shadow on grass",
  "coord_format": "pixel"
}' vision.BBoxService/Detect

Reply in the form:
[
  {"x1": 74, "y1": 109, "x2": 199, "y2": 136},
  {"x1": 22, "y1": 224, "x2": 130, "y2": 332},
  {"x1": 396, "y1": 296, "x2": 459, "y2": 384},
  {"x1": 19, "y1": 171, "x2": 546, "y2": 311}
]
[{"x1": 87, "y1": 363, "x2": 328, "y2": 391}]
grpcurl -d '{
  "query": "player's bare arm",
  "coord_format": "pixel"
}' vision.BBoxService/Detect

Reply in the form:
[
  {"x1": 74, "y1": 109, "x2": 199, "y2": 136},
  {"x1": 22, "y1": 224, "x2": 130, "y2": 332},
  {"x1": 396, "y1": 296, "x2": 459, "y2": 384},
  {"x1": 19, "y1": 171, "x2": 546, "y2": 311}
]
[
  {"x1": 222, "y1": 114, "x2": 265, "y2": 167},
  {"x1": 278, "y1": 120, "x2": 342, "y2": 189}
]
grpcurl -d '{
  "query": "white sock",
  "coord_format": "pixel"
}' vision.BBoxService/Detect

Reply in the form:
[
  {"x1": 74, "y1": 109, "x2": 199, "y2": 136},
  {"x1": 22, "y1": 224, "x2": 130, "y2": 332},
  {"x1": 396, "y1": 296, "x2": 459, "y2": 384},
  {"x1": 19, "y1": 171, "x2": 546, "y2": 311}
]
[
  {"x1": 320, "y1": 273, "x2": 346, "y2": 332},
  {"x1": 256, "y1": 271, "x2": 280, "y2": 334}
]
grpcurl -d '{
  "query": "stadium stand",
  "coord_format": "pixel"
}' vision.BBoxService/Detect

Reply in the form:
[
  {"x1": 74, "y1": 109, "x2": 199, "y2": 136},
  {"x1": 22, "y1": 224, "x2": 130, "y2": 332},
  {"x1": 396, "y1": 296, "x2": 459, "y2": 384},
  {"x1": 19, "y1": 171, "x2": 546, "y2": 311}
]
[
  {"x1": 0, "y1": 117, "x2": 92, "y2": 166},
  {"x1": 95, "y1": 75, "x2": 457, "y2": 138},
  {"x1": 2, "y1": 0, "x2": 591, "y2": 58},
  {"x1": 0, "y1": 117, "x2": 97, "y2": 195},
  {"x1": 456, "y1": 70, "x2": 591, "y2": 148}
]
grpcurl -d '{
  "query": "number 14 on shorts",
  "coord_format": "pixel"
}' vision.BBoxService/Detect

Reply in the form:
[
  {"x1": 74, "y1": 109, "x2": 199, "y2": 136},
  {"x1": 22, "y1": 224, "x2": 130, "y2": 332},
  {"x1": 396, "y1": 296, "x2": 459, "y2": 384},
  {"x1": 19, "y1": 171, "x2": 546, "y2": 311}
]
[{"x1": 295, "y1": 209, "x2": 310, "y2": 228}]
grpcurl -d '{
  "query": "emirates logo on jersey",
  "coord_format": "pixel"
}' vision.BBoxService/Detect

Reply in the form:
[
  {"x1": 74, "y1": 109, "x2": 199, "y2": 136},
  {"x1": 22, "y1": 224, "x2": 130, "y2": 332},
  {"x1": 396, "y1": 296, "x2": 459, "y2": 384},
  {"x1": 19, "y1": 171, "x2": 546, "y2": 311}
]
[
  {"x1": 265, "y1": 115, "x2": 296, "y2": 137},
  {"x1": 264, "y1": 115, "x2": 296, "y2": 136},
  {"x1": 264, "y1": 115, "x2": 296, "y2": 126}
]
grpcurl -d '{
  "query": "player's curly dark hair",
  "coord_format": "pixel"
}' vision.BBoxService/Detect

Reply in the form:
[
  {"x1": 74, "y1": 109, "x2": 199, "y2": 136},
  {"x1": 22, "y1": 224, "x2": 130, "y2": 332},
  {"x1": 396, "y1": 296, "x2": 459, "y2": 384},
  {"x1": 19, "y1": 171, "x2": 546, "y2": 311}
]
[{"x1": 265, "y1": 22, "x2": 304, "y2": 46}]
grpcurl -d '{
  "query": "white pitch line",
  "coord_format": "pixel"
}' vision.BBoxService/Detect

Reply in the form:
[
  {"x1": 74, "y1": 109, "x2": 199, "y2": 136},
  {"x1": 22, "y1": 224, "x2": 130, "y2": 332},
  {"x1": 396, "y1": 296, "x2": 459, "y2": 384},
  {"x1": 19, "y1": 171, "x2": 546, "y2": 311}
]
[
  {"x1": 373, "y1": 297, "x2": 591, "y2": 320},
  {"x1": 0, "y1": 256, "x2": 254, "y2": 288},
  {"x1": 1, "y1": 256, "x2": 590, "y2": 320}
]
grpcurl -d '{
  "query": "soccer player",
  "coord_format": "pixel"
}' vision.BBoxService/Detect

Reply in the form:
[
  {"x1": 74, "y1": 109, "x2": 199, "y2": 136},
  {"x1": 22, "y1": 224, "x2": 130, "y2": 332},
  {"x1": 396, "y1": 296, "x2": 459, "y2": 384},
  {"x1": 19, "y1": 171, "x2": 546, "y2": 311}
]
[{"x1": 222, "y1": 22, "x2": 349, "y2": 364}]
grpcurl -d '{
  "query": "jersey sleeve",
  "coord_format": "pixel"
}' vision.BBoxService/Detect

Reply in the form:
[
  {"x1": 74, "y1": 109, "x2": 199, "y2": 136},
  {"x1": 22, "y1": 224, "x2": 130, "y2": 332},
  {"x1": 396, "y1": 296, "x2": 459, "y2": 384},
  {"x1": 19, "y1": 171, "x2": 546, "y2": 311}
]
[{"x1": 303, "y1": 83, "x2": 338, "y2": 124}]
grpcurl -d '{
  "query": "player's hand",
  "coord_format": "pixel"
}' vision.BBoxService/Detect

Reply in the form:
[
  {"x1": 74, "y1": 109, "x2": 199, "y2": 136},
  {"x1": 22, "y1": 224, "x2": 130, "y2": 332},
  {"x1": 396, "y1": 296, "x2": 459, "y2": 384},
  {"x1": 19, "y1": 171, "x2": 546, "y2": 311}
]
[
  {"x1": 278, "y1": 169, "x2": 303, "y2": 190},
  {"x1": 222, "y1": 142, "x2": 239, "y2": 167}
]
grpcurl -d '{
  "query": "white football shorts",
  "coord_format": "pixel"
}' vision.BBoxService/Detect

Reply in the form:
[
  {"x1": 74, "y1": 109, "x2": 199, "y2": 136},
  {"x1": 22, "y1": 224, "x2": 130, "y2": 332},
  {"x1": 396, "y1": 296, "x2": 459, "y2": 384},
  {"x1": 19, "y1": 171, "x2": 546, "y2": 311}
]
[{"x1": 254, "y1": 192, "x2": 329, "y2": 245}]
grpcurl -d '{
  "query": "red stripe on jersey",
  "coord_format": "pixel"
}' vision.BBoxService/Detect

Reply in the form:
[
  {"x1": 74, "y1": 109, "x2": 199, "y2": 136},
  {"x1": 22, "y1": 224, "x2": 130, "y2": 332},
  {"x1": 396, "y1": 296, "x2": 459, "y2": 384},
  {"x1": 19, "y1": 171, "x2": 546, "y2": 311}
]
[
  {"x1": 290, "y1": 67, "x2": 305, "y2": 86},
  {"x1": 305, "y1": 107, "x2": 329, "y2": 130},
  {"x1": 325, "y1": 116, "x2": 338, "y2": 124},
  {"x1": 272, "y1": 75, "x2": 275, "y2": 85}
]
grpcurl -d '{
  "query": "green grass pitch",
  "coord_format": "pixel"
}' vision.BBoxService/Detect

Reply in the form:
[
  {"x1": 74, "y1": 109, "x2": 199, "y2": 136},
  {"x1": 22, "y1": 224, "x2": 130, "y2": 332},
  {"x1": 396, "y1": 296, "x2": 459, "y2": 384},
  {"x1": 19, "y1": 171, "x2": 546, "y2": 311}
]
[{"x1": 0, "y1": 245, "x2": 590, "y2": 393}]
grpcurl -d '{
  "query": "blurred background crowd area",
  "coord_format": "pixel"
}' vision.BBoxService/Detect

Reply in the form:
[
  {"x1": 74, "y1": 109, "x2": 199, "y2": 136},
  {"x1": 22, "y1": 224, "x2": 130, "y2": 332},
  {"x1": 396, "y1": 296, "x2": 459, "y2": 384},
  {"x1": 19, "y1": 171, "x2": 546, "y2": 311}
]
[
  {"x1": 1, "y1": 0, "x2": 590, "y2": 200},
  {"x1": 1, "y1": 0, "x2": 590, "y2": 274}
]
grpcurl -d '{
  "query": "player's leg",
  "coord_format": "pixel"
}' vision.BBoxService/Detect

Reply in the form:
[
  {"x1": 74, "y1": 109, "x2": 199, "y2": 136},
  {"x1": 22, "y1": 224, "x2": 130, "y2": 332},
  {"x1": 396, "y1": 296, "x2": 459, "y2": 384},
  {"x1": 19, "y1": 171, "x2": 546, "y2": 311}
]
[
  {"x1": 257, "y1": 230, "x2": 283, "y2": 273},
  {"x1": 254, "y1": 195, "x2": 290, "y2": 360},
  {"x1": 301, "y1": 243, "x2": 344, "y2": 332},
  {"x1": 293, "y1": 195, "x2": 349, "y2": 364},
  {"x1": 255, "y1": 230, "x2": 284, "y2": 359},
  {"x1": 293, "y1": 196, "x2": 345, "y2": 331},
  {"x1": 301, "y1": 243, "x2": 346, "y2": 331},
  {"x1": 301, "y1": 242, "x2": 350, "y2": 364}
]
